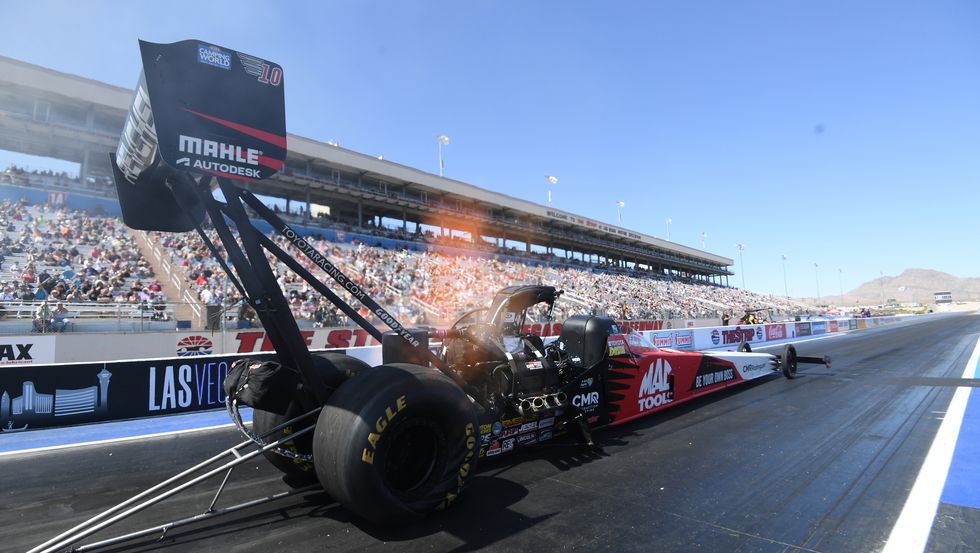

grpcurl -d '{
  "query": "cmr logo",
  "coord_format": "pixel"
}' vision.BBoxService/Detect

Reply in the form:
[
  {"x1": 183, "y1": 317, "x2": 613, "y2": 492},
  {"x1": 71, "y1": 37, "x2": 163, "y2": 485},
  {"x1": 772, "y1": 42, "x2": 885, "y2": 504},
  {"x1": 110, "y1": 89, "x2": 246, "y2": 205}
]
[
  {"x1": 638, "y1": 359, "x2": 672, "y2": 412},
  {"x1": 572, "y1": 391, "x2": 599, "y2": 408}
]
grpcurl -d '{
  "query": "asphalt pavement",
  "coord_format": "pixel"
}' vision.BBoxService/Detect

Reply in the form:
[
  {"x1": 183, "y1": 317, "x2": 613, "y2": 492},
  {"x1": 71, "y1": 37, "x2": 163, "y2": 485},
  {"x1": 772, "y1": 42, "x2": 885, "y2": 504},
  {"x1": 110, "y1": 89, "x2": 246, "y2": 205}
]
[{"x1": 3, "y1": 312, "x2": 978, "y2": 553}]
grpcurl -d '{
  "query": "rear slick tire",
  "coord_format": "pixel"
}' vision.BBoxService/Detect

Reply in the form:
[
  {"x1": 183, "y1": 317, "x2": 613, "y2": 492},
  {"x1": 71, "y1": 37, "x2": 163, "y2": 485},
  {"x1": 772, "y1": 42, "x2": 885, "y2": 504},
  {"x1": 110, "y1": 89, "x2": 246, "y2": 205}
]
[
  {"x1": 252, "y1": 352, "x2": 370, "y2": 485},
  {"x1": 312, "y1": 363, "x2": 479, "y2": 525}
]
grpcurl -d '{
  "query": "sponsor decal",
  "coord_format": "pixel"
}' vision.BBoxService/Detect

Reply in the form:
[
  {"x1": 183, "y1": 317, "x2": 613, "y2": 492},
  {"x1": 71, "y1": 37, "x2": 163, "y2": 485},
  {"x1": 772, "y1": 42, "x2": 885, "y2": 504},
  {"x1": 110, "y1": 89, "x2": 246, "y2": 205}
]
[
  {"x1": 580, "y1": 377, "x2": 594, "y2": 389},
  {"x1": 522, "y1": 322, "x2": 564, "y2": 337},
  {"x1": 719, "y1": 326, "x2": 757, "y2": 345},
  {"x1": 360, "y1": 395, "x2": 407, "y2": 465},
  {"x1": 501, "y1": 416, "x2": 525, "y2": 428},
  {"x1": 519, "y1": 421, "x2": 538, "y2": 432},
  {"x1": 796, "y1": 322, "x2": 812, "y2": 337},
  {"x1": 829, "y1": 320, "x2": 839, "y2": 333},
  {"x1": 572, "y1": 391, "x2": 600, "y2": 410},
  {"x1": 711, "y1": 329, "x2": 721, "y2": 345},
  {"x1": 517, "y1": 432, "x2": 537, "y2": 444},
  {"x1": 690, "y1": 359, "x2": 736, "y2": 391},
  {"x1": 673, "y1": 330, "x2": 695, "y2": 350},
  {"x1": 652, "y1": 332, "x2": 674, "y2": 348},
  {"x1": 232, "y1": 329, "x2": 380, "y2": 353},
  {"x1": 756, "y1": 326, "x2": 765, "y2": 340},
  {"x1": 197, "y1": 43, "x2": 231, "y2": 70},
  {"x1": 486, "y1": 440, "x2": 502, "y2": 457},
  {"x1": 479, "y1": 423, "x2": 492, "y2": 435},
  {"x1": 539, "y1": 429, "x2": 554, "y2": 442},
  {"x1": 616, "y1": 320, "x2": 665, "y2": 332},
  {"x1": 739, "y1": 362, "x2": 770, "y2": 378},
  {"x1": 148, "y1": 361, "x2": 230, "y2": 412},
  {"x1": 538, "y1": 416, "x2": 555, "y2": 429},
  {"x1": 501, "y1": 438, "x2": 515, "y2": 452},
  {"x1": 491, "y1": 421, "x2": 502, "y2": 436},
  {"x1": 500, "y1": 426, "x2": 520, "y2": 438},
  {"x1": 0, "y1": 353, "x2": 262, "y2": 431},
  {"x1": 765, "y1": 324, "x2": 786, "y2": 341},
  {"x1": 177, "y1": 335, "x2": 213, "y2": 356},
  {"x1": 0, "y1": 343, "x2": 34, "y2": 364},
  {"x1": 177, "y1": 135, "x2": 262, "y2": 179},
  {"x1": 811, "y1": 321, "x2": 828, "y2": 335},
  {"x1": 525, "y1": 360, "x2": 543, "y2": 370},
  {"x1": 637, "y1": 359, "x2": 672, "y2": 412},
  {"x1": 237, "y1": 52, "x2": 283, "y2": 86},
  {"x1": 609, "y1": 339, "x2": 627, "y2": 357}
]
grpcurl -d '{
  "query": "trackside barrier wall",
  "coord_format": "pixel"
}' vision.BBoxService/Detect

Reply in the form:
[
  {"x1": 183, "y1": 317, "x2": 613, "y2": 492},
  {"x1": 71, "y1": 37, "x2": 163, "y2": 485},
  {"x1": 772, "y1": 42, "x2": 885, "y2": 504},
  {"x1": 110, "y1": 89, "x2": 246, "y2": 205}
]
[
  {"x1": 0, "y1": 346, "x2": 382, "y2": 432},
  {"x1": 4, "y1": 320, "x2": 673, "y2": 365},
  {"x1": 0, "y1": 316, "x2": 902, "y2": 432}
]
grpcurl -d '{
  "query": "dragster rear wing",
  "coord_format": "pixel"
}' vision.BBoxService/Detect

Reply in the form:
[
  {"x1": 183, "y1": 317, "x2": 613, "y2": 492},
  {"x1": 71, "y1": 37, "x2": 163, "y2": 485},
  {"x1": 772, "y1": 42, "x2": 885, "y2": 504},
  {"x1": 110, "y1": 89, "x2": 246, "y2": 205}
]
[{"x1": 110, "y1": 40, "x2": 457, "y2": 406}]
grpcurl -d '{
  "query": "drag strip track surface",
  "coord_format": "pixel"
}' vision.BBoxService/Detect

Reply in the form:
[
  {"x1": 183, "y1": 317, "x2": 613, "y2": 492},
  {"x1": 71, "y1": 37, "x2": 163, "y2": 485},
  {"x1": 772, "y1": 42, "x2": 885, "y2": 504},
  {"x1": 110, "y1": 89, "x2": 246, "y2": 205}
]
[{"x1": 3, "y1": 314, "x2": 978, "y2": 553}]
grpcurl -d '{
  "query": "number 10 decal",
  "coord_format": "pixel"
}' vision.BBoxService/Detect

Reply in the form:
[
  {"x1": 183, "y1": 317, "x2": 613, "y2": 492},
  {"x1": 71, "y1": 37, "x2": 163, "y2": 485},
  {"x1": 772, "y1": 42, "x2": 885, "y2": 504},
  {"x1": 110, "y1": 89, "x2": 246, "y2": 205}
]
[{"x1": 258, "y1": 63, "x2": 282, "y2": 86}]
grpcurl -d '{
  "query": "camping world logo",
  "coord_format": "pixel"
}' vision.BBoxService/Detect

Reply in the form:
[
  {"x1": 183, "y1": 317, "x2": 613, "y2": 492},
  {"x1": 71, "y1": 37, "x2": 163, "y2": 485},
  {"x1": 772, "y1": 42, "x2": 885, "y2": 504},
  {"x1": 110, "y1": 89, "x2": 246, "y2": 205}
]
[{"x1": 177, "y1": 335, "x2": 214, "y2": 356}]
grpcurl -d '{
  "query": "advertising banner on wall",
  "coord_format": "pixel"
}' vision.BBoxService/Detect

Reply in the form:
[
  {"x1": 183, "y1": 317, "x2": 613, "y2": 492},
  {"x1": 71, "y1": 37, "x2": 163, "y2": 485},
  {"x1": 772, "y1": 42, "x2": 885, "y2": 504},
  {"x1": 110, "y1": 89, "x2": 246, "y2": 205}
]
[
  {"x1": 765, "y1": 324, "x2": 788, "y2": 341},
  {"x1": 0, "y1": 335, "x2": 55, "y2": 366},
  {"x1": 0, "y1": 353, "x2": 263, "y2": 432}
]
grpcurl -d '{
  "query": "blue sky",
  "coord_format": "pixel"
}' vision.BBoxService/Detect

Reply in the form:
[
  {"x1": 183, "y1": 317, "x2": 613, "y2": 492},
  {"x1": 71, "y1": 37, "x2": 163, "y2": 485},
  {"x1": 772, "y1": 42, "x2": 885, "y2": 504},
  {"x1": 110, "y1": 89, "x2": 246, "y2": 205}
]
[{"x1": 2, "y1": 1, "x2": 978, "y2": 299}]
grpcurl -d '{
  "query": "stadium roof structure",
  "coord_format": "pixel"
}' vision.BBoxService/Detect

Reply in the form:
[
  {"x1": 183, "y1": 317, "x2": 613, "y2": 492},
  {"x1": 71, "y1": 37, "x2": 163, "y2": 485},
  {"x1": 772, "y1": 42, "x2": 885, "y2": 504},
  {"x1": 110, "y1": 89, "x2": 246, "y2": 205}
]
[{"x1": 0, "y1": 54, "x2": 733, "y2": 280}]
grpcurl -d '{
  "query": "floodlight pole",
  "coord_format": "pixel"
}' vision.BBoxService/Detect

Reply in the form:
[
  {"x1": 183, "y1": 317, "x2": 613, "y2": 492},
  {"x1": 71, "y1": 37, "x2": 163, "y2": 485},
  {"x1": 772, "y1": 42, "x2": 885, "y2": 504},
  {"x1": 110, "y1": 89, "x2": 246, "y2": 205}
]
[
  {"x1": 736, "y1": 244, "x2": 746, "y2": 289},
  {"x1": 781, "y1": 254, "x2": 789, "y2": 298},
  {"x1": 814, "y1": 263, "x2": 821, "y2": 305},
  {"x1": 436, "y1": 134, "x2": 449, "y2": 177}
]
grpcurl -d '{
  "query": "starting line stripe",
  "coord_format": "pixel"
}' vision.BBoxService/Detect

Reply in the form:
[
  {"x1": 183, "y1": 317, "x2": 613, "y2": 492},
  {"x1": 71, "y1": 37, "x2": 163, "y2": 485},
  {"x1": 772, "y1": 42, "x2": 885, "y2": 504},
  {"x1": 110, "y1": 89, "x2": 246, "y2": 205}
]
[{"x1": 880, "y1": 334, "x2": 980, "y2": 553}]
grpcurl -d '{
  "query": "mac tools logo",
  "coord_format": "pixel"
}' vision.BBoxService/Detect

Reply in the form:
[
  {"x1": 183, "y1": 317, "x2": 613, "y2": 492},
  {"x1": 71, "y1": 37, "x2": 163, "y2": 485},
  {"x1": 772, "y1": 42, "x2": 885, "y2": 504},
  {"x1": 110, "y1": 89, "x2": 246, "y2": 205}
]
[{"x1": 637, "y1": 359, "x2": 672, "y2": 412}]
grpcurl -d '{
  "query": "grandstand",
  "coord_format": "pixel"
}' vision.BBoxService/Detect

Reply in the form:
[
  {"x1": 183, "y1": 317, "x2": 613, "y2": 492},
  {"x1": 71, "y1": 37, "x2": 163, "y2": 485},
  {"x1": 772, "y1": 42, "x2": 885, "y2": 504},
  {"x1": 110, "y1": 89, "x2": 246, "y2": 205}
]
[{"x1": 0, "y1": 54, "x2": 812, "y2": 333}]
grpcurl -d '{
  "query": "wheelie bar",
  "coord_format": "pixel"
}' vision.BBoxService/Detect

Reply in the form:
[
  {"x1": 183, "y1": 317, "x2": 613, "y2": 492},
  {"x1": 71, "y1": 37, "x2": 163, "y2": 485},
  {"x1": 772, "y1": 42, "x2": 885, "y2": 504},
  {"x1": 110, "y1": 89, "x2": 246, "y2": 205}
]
[{"x1": 27, "y1": 408, "x2": 322, "y2": 553}]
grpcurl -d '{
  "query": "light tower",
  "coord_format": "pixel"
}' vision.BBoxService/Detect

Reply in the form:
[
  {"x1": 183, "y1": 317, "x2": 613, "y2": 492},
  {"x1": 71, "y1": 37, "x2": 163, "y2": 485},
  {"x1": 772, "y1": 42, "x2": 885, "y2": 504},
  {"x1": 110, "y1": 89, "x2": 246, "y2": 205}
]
[
  {"x1": 436, "y1": 134, "x2": 449, "y2": 176},
  {"x1": 735, "y1": 244, "x2": 746, "y2": 289},
  {"x1": 544, "y1": 175, "x2": 558, "y2": 207}
]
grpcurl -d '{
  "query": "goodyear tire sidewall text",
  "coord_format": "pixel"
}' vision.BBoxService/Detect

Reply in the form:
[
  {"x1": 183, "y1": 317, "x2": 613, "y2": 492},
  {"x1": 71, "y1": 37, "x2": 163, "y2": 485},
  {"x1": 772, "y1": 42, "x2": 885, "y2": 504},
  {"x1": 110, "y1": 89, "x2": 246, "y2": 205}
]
[{"x1": 312, "y1": 363, "x2": 478, "y2": 525}]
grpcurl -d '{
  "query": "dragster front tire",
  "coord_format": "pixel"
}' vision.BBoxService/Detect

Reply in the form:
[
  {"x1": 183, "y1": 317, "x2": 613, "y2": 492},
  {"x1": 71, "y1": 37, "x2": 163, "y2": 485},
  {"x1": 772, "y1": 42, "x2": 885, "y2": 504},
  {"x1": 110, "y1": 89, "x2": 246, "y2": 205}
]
[
  {"x1": 781, "y1": 344, "x2": 798, "y2": 379},
  {"x1": 252, "y1": 352, "x2": 371, "y2": 486},
  {"x1": 312, "y1": 363, "x2": 479, "y2": 525}
]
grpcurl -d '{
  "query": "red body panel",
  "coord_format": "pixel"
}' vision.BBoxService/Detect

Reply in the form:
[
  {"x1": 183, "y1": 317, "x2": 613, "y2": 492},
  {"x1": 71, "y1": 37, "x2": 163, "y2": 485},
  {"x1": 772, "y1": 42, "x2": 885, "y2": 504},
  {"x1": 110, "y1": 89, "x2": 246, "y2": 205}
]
[{"x1": 603, "y1": 334, "x2": 744, "y2": 427}]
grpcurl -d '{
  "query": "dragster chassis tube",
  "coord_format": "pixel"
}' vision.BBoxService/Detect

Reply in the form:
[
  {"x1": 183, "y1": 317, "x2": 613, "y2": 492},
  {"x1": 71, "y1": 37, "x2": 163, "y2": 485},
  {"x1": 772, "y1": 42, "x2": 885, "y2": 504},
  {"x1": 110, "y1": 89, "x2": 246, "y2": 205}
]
[{"x1": 241, "y1": 191, "x2": 462, "y2": 385}]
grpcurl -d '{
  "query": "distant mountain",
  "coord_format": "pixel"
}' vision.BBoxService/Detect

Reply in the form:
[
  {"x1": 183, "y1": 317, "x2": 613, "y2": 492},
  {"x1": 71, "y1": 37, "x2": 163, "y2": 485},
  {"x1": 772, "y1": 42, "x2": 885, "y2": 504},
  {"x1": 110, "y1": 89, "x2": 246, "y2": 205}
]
[{"x1": 841, "y1": 269, "x2": 980, "y2": 305}]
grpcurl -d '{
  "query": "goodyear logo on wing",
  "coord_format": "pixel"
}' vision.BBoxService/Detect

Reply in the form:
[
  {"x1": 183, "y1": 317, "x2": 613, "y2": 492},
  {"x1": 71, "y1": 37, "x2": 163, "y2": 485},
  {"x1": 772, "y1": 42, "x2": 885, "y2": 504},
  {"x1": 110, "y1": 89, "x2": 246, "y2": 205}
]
[{"x1": 198, "y1": 44, "x2": 231, "y2": 70}]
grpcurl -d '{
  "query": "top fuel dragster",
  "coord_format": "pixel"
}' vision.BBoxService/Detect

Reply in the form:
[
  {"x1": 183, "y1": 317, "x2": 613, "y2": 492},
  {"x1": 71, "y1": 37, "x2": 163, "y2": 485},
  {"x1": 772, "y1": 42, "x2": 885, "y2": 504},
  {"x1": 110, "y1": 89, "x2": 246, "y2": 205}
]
[{"x1": 30, "y1": 40, "x2": 829, "y2": 553}]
